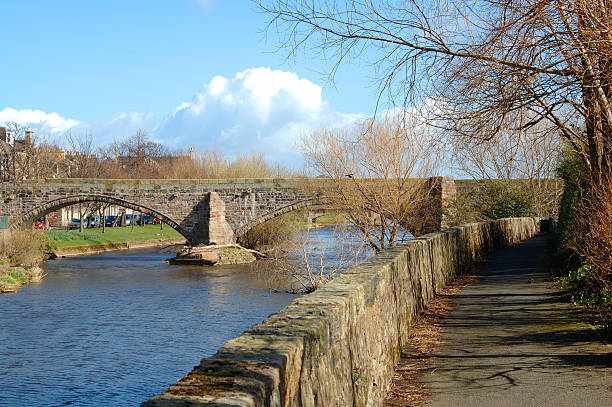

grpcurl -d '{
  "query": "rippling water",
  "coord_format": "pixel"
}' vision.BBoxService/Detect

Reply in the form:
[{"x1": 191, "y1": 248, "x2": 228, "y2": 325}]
[{"x1": 0, "y1": 247, "x2": 298, "y2": 406}]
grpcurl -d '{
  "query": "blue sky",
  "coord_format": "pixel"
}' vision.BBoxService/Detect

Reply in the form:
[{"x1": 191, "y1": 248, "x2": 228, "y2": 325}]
[{"x1": 1, "y1": 0, "x2": 378, "y2": 162}]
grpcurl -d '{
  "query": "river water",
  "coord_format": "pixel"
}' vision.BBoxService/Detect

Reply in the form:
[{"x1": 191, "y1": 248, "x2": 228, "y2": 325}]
[{"x1": 0, "y1": 226, "x2": 368, "y2": 406}]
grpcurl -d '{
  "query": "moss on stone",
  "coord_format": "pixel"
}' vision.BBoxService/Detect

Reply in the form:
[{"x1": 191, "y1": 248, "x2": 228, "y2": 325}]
[{"x1": 201, "y1": 367, "x2": 245, "y2": 377}]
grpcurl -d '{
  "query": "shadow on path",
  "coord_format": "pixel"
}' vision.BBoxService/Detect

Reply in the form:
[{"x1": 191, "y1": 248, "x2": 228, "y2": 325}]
[{"x1": 424, "y1": 235, "x2": 612, "y2": 407}]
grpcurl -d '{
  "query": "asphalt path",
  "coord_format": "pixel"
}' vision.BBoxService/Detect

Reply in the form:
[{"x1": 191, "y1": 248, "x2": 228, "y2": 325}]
[{"x1": 425, "y1": 235, "x2": 612, "y2": 407}]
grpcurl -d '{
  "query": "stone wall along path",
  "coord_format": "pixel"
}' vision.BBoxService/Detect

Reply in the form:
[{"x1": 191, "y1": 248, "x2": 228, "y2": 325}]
[{"x1": 143, "y1": 217, "x2": 542, "y2": 407}]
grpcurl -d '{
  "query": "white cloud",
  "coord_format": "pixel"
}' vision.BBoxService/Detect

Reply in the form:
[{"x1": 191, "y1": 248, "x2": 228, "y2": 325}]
[
  {"x1": 0, "y1": 108, "x2": 80, "y2": 135},
  {"x1": 2, "y1": 68, "x2": 362, "y2": 165},
  {"x1": 156, "y1": 67, "x2": 361, "y2": 161}
]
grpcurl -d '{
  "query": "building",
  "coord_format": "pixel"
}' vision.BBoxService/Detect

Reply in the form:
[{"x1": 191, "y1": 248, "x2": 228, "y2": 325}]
[
  {"x1": 0, "y1": 126, "x2": 42, "y2": 181},
  {"x1": 0, "y1": 127, "x2": 15, "y2": 181}
]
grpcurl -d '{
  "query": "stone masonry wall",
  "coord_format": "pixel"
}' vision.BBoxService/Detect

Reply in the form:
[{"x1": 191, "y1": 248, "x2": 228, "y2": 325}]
[{"x1": 143, "y1": 217, "x2": 541, "y2": 407}]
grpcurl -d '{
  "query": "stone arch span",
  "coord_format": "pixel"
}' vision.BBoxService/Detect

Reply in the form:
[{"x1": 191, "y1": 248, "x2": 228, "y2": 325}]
[
  {"x1": 234, "y1": 198, "x2": 333, "y2": 238},
  {"x1": 12, "y1": 194, "x2": 189, "y2": 239}
]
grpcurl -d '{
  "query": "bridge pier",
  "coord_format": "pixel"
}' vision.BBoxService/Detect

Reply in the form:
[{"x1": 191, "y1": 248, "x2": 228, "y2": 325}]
[{"x1": 187, "y1": 192, "x2": 234, "y2": 246}]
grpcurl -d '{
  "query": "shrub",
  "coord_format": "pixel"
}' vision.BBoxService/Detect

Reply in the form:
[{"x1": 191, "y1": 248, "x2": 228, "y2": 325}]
[
  {"x1": 555, "y1": 148, "x2": 610, "y2": 284},
  {"x1": 556, "y1": 265, "x2": 612, "y2": 335},
  {"x1": 238, "y1": 211, "x2": 303, "y2": 251},
  {"x1": 474, "y1": 181, "x2": 535, "y2": 220},
  {"x1": 555, "y1": 149, "x2": 589, "y2": 253},
  {"x1": 249, "y1": 223, "x2": 369, "y2": 293},
  {"x1": 555, "y1": 148, "x2": 611, "y2": 334},
  {"x1": 0, "y1": 229, "x2": 50, "y2": 267},
  {"x1": 566, "y1": 175, "x2": 612, "y2": 289}
]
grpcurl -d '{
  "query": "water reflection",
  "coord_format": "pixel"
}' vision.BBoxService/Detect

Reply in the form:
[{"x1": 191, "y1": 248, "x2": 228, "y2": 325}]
[
  {"x1": 295, "y1": 224, "x2": 373, "y2": 272},
  {"x1": 0, "y1": 247, "x2": 296, "y2": 406},
  {"x1": 0, "y1": 225, "x2": 374, "y2": 406}
]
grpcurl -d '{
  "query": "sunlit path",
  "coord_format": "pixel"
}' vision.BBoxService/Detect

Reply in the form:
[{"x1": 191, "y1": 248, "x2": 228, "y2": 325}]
[{"x1": 425, "y1": 236, "x2": 611, "y2": 407}]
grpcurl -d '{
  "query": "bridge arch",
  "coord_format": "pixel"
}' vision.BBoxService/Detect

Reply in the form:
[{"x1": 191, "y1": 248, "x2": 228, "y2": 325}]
[
  {"x1": 234, "y1": 198, "x2": 333, "y2": 238},
  {"x1": 11, "y1": 194, "x2": 189, "y2": 239}
]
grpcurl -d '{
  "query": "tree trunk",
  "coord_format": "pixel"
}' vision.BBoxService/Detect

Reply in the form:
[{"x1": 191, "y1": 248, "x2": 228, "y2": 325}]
[{"x1": 79, "y1": 203, "x2": 84, "y2": 233}]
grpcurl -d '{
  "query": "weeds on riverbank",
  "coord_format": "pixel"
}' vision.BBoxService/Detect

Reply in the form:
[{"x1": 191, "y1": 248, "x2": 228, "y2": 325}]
[
  {"x1": 0, "y1": 230, "x2": 49, "y2": 293},
  {"x1": 0, "y1": 265, "x2": 45, "y2": 293},
  {"x1": 1, "y1": 230, "x2": 50, "y2": 266}
]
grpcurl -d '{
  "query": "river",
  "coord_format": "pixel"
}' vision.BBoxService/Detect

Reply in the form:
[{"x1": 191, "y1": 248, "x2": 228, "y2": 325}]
[{"x1": 0, "y1": 225, "x2": 368, "y2": 406}]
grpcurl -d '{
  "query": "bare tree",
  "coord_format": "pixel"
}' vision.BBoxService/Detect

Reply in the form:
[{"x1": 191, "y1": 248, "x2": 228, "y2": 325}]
[
  {"x1": 252, "y1": 223, "x2": 369, "y2": 292},
  {"x1": 257, "y1": 0, "x2": 611, "y2": 190},
  {"x1": 302, "y1": 112, "x2": 437, "y2": 253},
  {"x1": 282, "y1": 224, "x2": 368, "y2": 291},
  {"x1": 115, "y1": 130, "x2": 170, "y2": 178},
  {"x1": 2, "y1": 122, "x2": 35, "y2": 181},
  {"x1": 258, "y1": 0, "x2": 611, "y2": 293},
  {"x1": 65, "y1": 130, "x2": 101, "y2": 178},
  {"x1": 161, "y1": 149, "x2": 296, "y2": 179},
  {"x1": 1, "y1": 122, "x2": 62, "y2": 181},
  {"x1": 450, "y1": 109, "x2": 564, "y2": 217}
]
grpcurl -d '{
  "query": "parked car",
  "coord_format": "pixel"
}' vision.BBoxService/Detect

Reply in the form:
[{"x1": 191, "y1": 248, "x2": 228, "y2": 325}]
[
  {"x1": 104, "y1": 215, "x2": 117, "y2": 227},
  {"x1": 68, "y1": 219, "x2": 81, "y2": 229},
  {"x1": 142, "y1": 215, "x2": 161, "y2": 224},
  {"x1": 69, "y1": 215, "x2": 100, "y2": 229},
  {"x1": 86, "y1": 215, "x2": 100, "y2": 228},
  {"x1": 126, "y1": 214, "x2": 146, "y2": 225}
]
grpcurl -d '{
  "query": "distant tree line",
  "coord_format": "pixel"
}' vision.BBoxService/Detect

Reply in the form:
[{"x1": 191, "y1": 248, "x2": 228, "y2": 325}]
[{"x1": 0, "y1": 125, "x2": 296, "y2": 181}]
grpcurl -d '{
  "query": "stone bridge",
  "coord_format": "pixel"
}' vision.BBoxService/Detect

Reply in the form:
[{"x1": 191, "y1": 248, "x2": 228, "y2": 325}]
[{"x1": 0, "y1": 177, "x2": 454, "y2": 245}]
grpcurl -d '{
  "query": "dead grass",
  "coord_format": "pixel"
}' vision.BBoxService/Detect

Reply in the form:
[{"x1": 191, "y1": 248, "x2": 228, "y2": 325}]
[{"x1": 384, "y1": 270, "x2": 482, "y2": 407}]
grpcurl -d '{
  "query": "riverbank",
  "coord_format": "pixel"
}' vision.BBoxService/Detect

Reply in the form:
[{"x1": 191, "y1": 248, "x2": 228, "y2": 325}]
[
  {"x1": 0, "y1": 230, "x2": 49, "y2": 294},
  {"x1": 52, "y1": 237, "x2": 187, "y2": 257},
  {"x1": 0, "y1": 261, "x2": 44, "y2": 293},
  {"x1": 46, "y1": 225, "x2": 186, "y2": 257}
]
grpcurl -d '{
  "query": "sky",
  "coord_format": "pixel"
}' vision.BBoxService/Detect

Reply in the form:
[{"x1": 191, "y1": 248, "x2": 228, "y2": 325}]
[{"x1": 1, "y1": 0, "x2": 380, "y2": 165}]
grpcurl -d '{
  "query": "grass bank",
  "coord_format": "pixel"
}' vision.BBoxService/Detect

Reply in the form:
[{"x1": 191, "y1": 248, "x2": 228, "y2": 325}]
[
  {"x1": 46, "y1": 225, "x2": 184, "y2": 250},
  {"x1": 0, "y1": 258, "x2": 44, "y2": 293}
]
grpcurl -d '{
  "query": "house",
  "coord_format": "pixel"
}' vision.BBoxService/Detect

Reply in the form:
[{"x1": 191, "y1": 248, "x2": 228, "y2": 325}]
[
  {"x1": 0, "y1": 127, "x2": 17, "y2": 181},
  {"x1": 0, "y1": 126, "x2": 62, "y2": 181}
]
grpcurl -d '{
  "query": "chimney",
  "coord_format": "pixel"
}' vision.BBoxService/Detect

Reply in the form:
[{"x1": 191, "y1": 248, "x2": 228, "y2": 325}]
[
  {"x1": 25, "y1": 128, "x2": 33, "y2": 145},
  {"x1": 114, "y1": 146, "x2": 119, "y2": 161}
]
